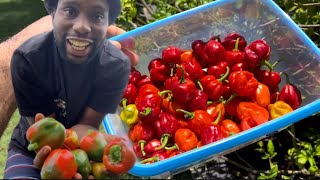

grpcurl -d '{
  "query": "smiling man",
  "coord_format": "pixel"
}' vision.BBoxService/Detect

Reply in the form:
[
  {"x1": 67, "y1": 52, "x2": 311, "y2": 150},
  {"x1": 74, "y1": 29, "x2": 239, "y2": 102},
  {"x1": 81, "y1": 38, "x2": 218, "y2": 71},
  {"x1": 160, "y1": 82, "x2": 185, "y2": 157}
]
[{"x1": 4, "y1": 0, "x2": 134, "y2": 178}]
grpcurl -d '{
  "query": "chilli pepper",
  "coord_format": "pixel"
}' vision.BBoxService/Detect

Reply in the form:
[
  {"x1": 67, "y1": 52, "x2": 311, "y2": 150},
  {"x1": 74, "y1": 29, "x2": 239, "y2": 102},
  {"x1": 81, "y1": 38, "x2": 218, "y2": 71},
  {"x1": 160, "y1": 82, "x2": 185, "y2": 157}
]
[
  {"x1": 225, "y1": 96, "x2": 247, "y2": 118},
  {"x1": 172, "y1": 65, "x2": 196, "y2": 105},
  {"x1": 174, "y1": 128, "x2": 198, "y2": 152},
  {"x1": 202, "y1": 39, "x2": 226, "y2": 66},
  {"x1": 200, "y1": 124, "x2": 223, "y2": 145},
  {"x1": 164, "y1": 75, "x2": 180, "y2": 91},
  {"x1": 268, "y1": 100, "x2": 293, "y2": 120},
  {"x1": 161, "y1": 92, "x2": 184, "y2": 116},
  {"x1": 256, "y1": 67, "x2": 281, "y2": 91},
  {"x1": 128, "y1": 67, "x2": 142, "y2": 86},
  {"x1": 251, "y1": 83, "x2": 270, "y2": 108},
  {"x1": 244, "y1": 39, "x2": 271, "y2": 67},
  {"x1": 278, "y1": 72, "x2": 302, "y2": 110},
  {"x1": 237, "y1": 102, "x2": 269, "y2": 131},
  {"x1": 228, "y1": 70, "x2": 259, "y2": 97},
  {"x1": 206, "y1": 101, "x2": 225, "y2": 125},
  {"x1": 142, "y1": 139, "x2": 164, "y2": 157},
  {"x1": 72, "y1": 149, "x2": 92, "y2": 179},
  {"x1": 154, "y1": 112, "x2": 179, "y2": 139},
  {"x1": 120, "y1": 83, "x2": 137, "y2": 106},
  {"x1": 162, "y1": 45, "x2": 183, "y2": 64},
  {"x1": 188, "y1": 86, "x2": 209, "y2": 111},
  {"x1": 120, "y1": 99, "x2": 139, "y2": 127},
  {"x1": 128, "y1": 121, "x2": 154, "y2": 143},
  {"x1": 136, "y1": 93, "x2": 162, "y2": 123},
  {"x1": 79, "y1": 130, "x2": 107, "y2": 162},
  {"x1": 222, "y1": 32, "x2": 247, "y2": 52},
  {"x1": 224, "y1": 38, "x2": 245, "y2": 67},
  {"x1": 191, "y1": 39, "x2": 208, "y2": 68},
  {"x1": 176, "y1": 57, "x2": 205, "y2": 82},
  {"x1": 220, "y1": 119, "x2": 241, "y2": 138},
  {"x1": 133, "y1": 141, "x2": 146, "y2": 158},
  {"x1": 180, "y1": 50, "x2": 193, "y2": 63},
  {"x1": 41, "y1": 149, "x2": 78, "y2": 179},
  {"x1": 231, "y1": 62, "x2": 250, "y2": 72},
  {"x1": 137, "y1": 84, "x2": 160, "y2": 97},
  {"x1": 203, "y1": 67, "x2": 230, "y2": 101},
  {"x1": 63, "y1": 128, "x2": 79, "y2": 150},
  {"x1": 176, "y1": 109, "x2": 213, "y2": 137},
  {"x1": 26, "y1": 117, "x2": 66, "y2": 151},
  {"x1": 148, "y1": 58, "x2": 171, "y2": 87},
  {"x1": 103, "y1": 139, "x2": 136, "y2": 174},
  {"x1": 207, "y1": 61, "x2": 228, "y2": 79},
  {"x1": 167, "y1": 149, "x2": 184, "y2": 158}
]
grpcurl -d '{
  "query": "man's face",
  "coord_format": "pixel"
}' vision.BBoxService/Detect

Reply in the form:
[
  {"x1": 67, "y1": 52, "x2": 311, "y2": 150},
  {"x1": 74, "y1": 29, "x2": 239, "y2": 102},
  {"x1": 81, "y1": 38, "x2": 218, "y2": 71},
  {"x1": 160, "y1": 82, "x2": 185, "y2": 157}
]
[{"x1": 52, "y1": 0, "x2": 109, "y2": 64}]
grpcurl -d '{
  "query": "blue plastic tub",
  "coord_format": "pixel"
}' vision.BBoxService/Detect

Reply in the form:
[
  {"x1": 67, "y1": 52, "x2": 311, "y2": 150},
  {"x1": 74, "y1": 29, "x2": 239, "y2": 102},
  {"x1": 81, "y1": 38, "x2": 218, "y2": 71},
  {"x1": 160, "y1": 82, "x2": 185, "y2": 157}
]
[{"x1": 103, "y1": 0, "x2": 320, "y2": 177}]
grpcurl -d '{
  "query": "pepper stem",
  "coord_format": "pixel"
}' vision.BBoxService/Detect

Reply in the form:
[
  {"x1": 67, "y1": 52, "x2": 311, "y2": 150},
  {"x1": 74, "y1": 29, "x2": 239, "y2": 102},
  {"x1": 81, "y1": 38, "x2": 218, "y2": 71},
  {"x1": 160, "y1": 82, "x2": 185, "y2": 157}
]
[
  {"x1": 139, "y1": 155, "x2": 160, "y2": 164},
  {"x1": 218, "y1": 67, "x2": 230, "y2": 82},
  {"x1": 155, "y1": 134, "x2": 170, "y2": 150},
  {"x1": 108, "y1": 145, "x2": 122, "y2": 164},
  {"x1": 176, "y1": 109, "x2": 195, "y2": 119},
  {"x1": 213, "y1": 109, "x2": 222, "y2": 125},
  {"x1": 122, "y1": 99, "x2": 133, "y2": 113},
  {"x1": 27, "y1": 142, "x2": 39, "y2": 151},
  {"x1": 234, "y1": 38, "x2": 240, "y2": 51},
  {"x1": 139, "y1": 107, "x2": 152, "y2": 116},
  {"x1": 165, "y1": 143, "x2": 179, "y2": 150},
  {"x1": 280, "y1": 72, "x2": 291, "y2": 84},
  {"x1": 176, "y1": 64, "x2": 186, "y2": 84},
  {"x1": 223, "y1": 93, "x2": 237, "y2": 105},
  {"x1": 139, "y1": 140, "x2": 146, "y2": 157},
  {"x1": 263, "y1": 60, "x2": 274, "y2": 71},
  {"x1": 196, "y1": 80, "x2": 204, "y2": 91},
  {"x1": 158, "y1": 90, "x2": 172, "y2": 97}
]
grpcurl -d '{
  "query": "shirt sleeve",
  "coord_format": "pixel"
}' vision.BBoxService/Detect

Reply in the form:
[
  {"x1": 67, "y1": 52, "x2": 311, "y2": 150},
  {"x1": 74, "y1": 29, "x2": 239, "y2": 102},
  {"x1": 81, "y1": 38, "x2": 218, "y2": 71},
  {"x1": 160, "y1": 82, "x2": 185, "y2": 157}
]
[
  {"x1": 10, "y1": 50, "x2": 56, "y2": 117},
  {"x1": 88, "y1": 51, "x2": 131, "y2": 114}
]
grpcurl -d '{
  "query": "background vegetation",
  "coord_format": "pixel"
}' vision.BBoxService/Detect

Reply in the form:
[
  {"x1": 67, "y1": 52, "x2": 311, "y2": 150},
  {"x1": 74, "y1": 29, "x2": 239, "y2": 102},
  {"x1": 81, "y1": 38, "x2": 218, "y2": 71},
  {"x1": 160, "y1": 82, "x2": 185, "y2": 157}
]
[{"x1": 0, "y1": 0, "x2": 319, "y2": 179}]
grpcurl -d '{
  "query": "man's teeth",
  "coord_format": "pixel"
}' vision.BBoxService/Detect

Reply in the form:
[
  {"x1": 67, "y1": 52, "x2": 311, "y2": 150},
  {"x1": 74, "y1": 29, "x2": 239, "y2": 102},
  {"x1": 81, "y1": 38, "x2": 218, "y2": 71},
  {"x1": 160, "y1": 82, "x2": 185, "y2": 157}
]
[{"x1": 69, "y1": 39, "x2": 90, "y2": 49}]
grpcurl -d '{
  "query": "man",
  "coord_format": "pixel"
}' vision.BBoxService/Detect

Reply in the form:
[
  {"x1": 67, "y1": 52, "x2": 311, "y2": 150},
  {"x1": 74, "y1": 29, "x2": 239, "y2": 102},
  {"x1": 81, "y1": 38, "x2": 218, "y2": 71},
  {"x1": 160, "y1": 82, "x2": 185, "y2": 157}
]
[{"x1": 4, "y1": 0, "x2": 137, "y2": 178}]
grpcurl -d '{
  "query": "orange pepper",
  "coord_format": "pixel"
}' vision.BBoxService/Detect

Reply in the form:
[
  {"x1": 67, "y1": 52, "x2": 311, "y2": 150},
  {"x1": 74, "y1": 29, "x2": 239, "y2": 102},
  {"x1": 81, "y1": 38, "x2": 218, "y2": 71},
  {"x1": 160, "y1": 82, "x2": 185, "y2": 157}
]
[
  {"x1": 206, "y1": 102, "x2": 225, "y2": 125},
  {"x1": 174, "y1": 128, "x2": 198, "y2": 152},
  {"x1": 252, "y1": 83, "x2": 270, "y2": 108},
  {"x1": 220, "y1": 119, "x2": 241, "y2": 138},
  {"x1": 180, "y1": 50, "x2": 193, "y2": 62}
]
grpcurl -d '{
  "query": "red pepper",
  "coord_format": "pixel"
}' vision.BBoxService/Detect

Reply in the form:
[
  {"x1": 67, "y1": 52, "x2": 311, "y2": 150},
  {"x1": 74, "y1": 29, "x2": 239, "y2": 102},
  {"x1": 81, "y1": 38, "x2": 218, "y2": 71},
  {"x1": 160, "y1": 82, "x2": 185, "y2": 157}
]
[
  {"x1": 148, "y1": 58, "x2": 171, "y2": 87},
  {"x1": 162, "y1": 45, "x2": 183, "y2": 64},
  {"x1": 256, "y1": 70, "x2": 281, "y2": 91},
  {"x1": 228, "y1": 71, "x2": 259, "y2": 97},
  {"x1": 172, "y1": 65, "x2": 196, "y2": 105},
  {"x1": 63, "y1": 128, "x2": 79, "y2": 150},
  {"x1": 231, "y1": 62, "x2": 250, "y2": 72},
  {"x1": 224, "y1": 38, "x2": 245, "y2": 67},
  {"x1": 225, "y1": 96, "x2": 247, "y2": 118},
  {"x1": 167, "y1": 149, "x2": 184, "y2": 158},
  {"x1": 129, "y1": 67, "x2": 142, "y2": 86},
  {"x1": 222, "y1": 82, "x2": 232, "y2": 100},
  {"x1": 203, "y1": 67, "x2": 230, "y2": 101},
  {"x1": 154, "y1": 112, "x2": 179, "y2": 139},
  {"x1": 79, "y1": 130, "x2": 107, "y2": 162},
  {"x1": 237, "y1": 102, "x2": 269, "y2": 131},
  {"x1": 41, "y1": 149, "x2": 78, "y2": 179},
  {"x1": 199, "y1": 75, "x2": 216, "y2": 90},
  {"x1": 174, "y1": 128, "x2": 198, "y2": 152},
  {"x1": 200, "y1": 124, "x2": 223, "y2": 145},
  {"x1": 136, "y1": 93, "x2": 162, "y2": 123},
  {"x1": 140, "y1": 151, "x2": 169, "y2": 164},
  {"x1": 278, "y1": 73, "x2": 302, "y2": 110},
  {"x1": 133, "y1": 141, "x2": 145, "y2": 158},
  {"x1": 26, "y1": 117, "x2": 66, "y2": 151},
  {"x1": 222, "y1": 32, "x2": 247, "y2": 52},
  {"x1": 188, "y1": 88, "x2": 209, "y2": 111},
  {"x1": 177, "y1": 109, "x2": 213, "y2": 137},
  {"x1": 176, "y1": 57, "x2": 205, "y2": 82},
  {"x1": 120, "y1": 83, "x2": 137, "y2": 106},
  {"x1": 128, "y1": 121, "x2": 154, "y2": 143},
  {"x1": 164, "y1": 75, "x2": 180, "y2": 91},
  {"x1": 207, "y1": 61, "x2": 228, "y2": 79},
  {"x1": 143, "y1": 139, "x2": 164, "y2": 157},
  {"x1": 220, "y1": 119, "x2": 241, "y2": 138},
  {"x1": 191, "y1": 39, "x2": 208, "y2": 68},
  {"x1": 244, "y1": 39, "x2": 271, "y2": 67},
  {"x1": 206, "y1": 102, "x2": 225, "y2": 125},
  {"x1": 137, "y1": 84, "x2": 160, "y2": 97},
  {"x1": 103, "y1": 139, "x2": 136, "y2": 174},
  {"x1": 202, "y1": 39, "x2": 226, "y2": 66},
  {"x1": 136, "y1": 75, "x2": 152, "y2": 90}
]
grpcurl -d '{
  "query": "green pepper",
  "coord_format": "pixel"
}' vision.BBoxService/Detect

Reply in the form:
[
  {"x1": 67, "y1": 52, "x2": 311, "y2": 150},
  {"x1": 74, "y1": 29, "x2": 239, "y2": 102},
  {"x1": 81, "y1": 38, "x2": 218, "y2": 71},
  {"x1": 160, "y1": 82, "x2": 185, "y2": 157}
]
[
  {"x1": 79, "y1": 130, "x2": 107, "y2": 162},
  {"x1": 72, "y1": 149, "x2": 92, "y2": 179},
  {"x1": 120, "y1": 99, "x2": 139, "y2": 127}
]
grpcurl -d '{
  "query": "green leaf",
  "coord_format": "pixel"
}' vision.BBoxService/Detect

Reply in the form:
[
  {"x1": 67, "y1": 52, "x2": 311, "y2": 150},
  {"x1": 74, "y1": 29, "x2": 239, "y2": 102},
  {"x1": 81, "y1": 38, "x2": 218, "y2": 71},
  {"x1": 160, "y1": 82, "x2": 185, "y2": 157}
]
[
  {"x1": 262, "y1": 154, "x2": 270, "y2": 160},
  {"x1": 297, "y1": 154, "x2": 308, "y2": 165},
  {"x1": 309, "y1": 165, "x2": 318, "y2": 173},
  {"x1": 267, "y1": 140, "x2": 275, "y2": 154},
  {"x1": 258, "y1": 141, "x2": 264, "y2": 148}
]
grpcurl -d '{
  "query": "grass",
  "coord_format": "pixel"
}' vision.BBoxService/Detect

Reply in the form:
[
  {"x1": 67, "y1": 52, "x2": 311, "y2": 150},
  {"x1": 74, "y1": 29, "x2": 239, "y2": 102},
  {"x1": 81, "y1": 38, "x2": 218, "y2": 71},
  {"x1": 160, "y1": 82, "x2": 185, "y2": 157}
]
[{"x1": 0, "y1": 109, "x2": 20, "y2": 178}]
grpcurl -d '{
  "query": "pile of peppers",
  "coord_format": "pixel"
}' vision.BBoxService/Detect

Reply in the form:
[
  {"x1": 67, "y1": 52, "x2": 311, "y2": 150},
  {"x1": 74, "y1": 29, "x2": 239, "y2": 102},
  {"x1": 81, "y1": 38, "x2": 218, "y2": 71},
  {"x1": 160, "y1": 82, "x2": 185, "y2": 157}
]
[{"x1": 119, "y1": 32, "x2": 302, "y2": 164}]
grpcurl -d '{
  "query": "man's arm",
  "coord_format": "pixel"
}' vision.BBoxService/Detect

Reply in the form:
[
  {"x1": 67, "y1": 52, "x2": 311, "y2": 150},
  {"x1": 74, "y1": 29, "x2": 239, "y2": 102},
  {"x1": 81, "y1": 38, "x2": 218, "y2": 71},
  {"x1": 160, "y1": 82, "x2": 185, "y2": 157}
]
[{"x1": 0, "y1": 15, "x2": 53, "y2": 136}]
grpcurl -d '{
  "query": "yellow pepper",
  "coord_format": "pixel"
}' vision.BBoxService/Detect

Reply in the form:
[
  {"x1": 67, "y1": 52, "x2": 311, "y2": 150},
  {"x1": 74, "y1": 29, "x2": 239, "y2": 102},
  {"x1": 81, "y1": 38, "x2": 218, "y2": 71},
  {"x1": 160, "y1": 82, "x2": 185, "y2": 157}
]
[
  {"x1": 120, "y1": 99, "x2": 139, "y2": 127},
  {"x1": 268, "y1": 100, "x2": 293, "y2": 120}
]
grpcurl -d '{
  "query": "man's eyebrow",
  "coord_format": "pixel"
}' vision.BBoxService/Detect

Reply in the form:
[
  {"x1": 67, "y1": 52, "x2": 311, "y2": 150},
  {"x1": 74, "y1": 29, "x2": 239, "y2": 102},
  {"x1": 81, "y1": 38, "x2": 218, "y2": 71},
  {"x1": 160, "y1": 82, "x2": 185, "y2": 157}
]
[
  {"x1": 91, "y1": 5, "x2": 108, "y2": 13},
  {"x1": 60, "y1": 0, "x2": 79, "y2": 7}
]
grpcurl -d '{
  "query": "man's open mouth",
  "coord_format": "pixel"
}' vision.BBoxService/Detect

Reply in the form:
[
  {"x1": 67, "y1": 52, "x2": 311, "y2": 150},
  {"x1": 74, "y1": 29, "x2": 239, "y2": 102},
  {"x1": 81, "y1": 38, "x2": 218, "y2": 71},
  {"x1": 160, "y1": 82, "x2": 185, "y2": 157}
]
[{"x1": 67, "y1": 39, "x2": 92, "y2": 51}]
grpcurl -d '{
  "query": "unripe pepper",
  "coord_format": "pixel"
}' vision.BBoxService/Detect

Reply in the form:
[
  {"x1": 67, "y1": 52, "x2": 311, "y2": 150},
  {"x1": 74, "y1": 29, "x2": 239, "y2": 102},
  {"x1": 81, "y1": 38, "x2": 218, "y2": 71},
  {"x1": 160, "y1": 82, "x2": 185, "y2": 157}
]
[
  {"x1": 41, "y1": 149, "x2": 78, "y2": 179},
  {"x1": 237, "y1": 102, "x2": 269, "y2": 131},
  {"x1": 220, "y1": 119, "x2": 241, "y2": 138},
  {"x1": 72, "y1": 149, "x2": 92, "y2": 179},
  {"x1": 120, "y1": 99, "x2": 139, "y2": 127},
  {"x1": 268, "y1": 100, "x2": 293, "y2": 120},
  {"x1": 103, "y1": 139, "x2": 136, "y2": 174},
  {"x1": 63, "y1": 128, "x2": 79, "y2": 150},
  {"x1": 79, "y1": 130, "x2": 107, "y2": 162},
  {"x1": 92, "y1": 162, "x2": 117, "y2": 179},
  {"x1": 26, "y1": 117, "x2": 66, "y2": 151},
  {"x1": 222, "y1": 32, "x2": 247, "y2": 52},
  {"x1": 278, "y1": 72, "x2": 302, "y2": 110},
  {"x1": 228, "y1": 70, "x2": 259, "y2": 97}
]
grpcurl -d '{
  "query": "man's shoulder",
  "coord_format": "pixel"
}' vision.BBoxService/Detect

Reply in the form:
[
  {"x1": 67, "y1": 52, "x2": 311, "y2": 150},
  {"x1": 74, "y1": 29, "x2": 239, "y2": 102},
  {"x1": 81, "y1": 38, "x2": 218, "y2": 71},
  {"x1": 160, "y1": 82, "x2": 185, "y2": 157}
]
[
  {"x1": 17, "y1": 31, "x2": 53, "y2": 56},
  {"x1": 101, "y1": 40, "x2": 130, "y2": 66}
]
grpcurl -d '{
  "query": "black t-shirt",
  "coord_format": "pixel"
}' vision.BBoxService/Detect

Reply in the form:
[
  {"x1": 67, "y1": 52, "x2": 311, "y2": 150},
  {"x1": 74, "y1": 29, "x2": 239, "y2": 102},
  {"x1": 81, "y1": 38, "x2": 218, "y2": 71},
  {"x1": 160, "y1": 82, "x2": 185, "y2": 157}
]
[{"x1": 9, "y1": 31, "x2": 130, "y2": 156}]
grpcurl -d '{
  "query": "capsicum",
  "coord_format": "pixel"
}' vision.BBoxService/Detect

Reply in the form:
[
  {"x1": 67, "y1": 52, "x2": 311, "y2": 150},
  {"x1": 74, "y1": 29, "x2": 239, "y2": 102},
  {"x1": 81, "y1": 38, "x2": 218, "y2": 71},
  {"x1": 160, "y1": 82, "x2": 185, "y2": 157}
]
[
  {"x1": 228, "y1": 70, "x2": 259, "y2": 97},
  {"x1": 251, "y1": 83, "x2": 270, "y2": 108},
  {"x1": 174, "y1": 128, "x2": 198, "y2": 152},
  {"x1": 188, "y1": 82, "x2": 209, "y2": 111},
  {"x1": 237, "y1": 102, "x2": 269, "y2": 131},
  {"x1": 244, "y1": 39, "x2": 271, "y2": 68},
  {"x1": 128, "y1": 121, "x2": 154, "y2": 143},
  {"x1": 220, "y1": 119, "x2": 241, "y2": 138},
  {"x1": 72, "y1": 149, "x2": 92, "y2": 179},
  {"x1": 120, "y1": 99, "x2": 139, "y2": 127},
  {"x1": 224, "y1": 38, "x2": 245, "y2": 67},
  {"x1": 63, "y1": 128, "x2": 79, "y2": 150},
  {"x1": 162, "y1": 45, "x2": 183, "y2": 64},
  {"x1": 79, "y1": 130, "x2": 107, "y2": 162},
  {"x1": 120, "y1": 83, "x2": 137, "y2": 106},
  {"x1": 268, "y1": 100, "x2": 293, "y2": 120},
  {"x1": 278, "y1": 72, "x2": 302, "y2": 110},
  {"x1": 202, "y1": 39, "x2": 226, "y2": 66},
  {"x1": 222, "y1": 32, "x2": 247, "y2": 52},
  {"x1": 148, "y1": 58, "x2": 171, "y2": 87}
]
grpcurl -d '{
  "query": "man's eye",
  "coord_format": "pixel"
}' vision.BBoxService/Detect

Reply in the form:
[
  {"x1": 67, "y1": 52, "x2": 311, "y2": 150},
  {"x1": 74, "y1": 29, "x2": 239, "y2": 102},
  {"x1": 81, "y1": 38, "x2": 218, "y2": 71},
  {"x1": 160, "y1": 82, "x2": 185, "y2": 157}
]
[
  {"x1": 64, "y1": 8, "x2": 77, "y2": 17},
  {"x1": 93, "y1": 14, "x2": 104, "y2": 23}
]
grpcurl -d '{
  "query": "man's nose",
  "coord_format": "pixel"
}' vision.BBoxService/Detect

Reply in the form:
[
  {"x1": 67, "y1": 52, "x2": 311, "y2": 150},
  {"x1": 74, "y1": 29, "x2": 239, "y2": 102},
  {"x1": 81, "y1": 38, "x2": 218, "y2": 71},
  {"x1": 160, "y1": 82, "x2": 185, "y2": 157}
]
[{"x1": 73, "y1": 16, "x2": 91, "y2": 35}]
